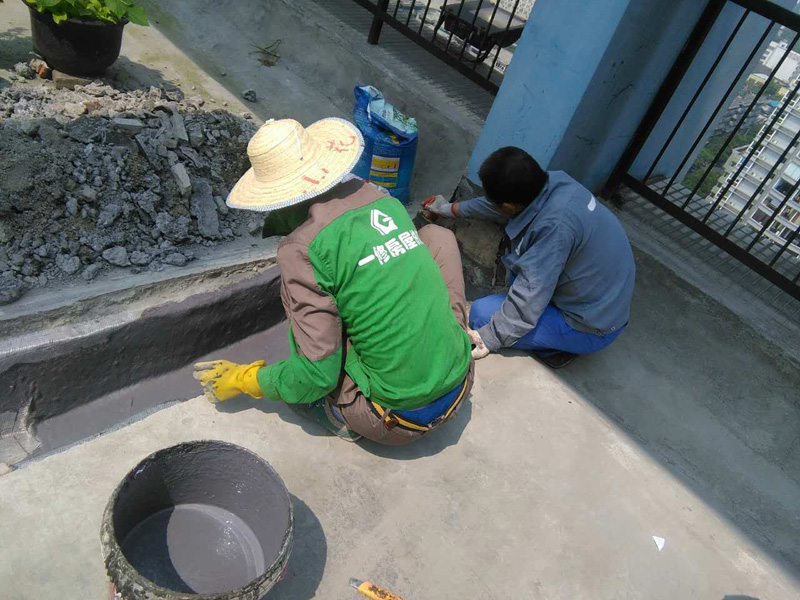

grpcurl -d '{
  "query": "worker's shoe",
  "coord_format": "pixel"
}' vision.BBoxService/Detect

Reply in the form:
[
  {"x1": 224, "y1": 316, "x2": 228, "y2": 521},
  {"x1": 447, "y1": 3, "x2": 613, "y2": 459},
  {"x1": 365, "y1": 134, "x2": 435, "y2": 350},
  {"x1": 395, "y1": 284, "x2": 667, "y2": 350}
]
[
  {"x1": 288, "y1": 400, "x2": 362, "y2": 442},
  {"x1": 532, "y1": 350, "x2": 577, "y2": 370}
]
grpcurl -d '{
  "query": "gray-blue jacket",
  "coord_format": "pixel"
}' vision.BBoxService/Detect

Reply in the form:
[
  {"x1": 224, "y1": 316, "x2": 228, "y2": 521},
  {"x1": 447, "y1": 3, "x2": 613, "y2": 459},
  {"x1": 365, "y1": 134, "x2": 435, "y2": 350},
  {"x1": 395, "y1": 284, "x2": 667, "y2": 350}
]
[{"x1": 459, "y1": 171, "x2": 636, "y2": 351}]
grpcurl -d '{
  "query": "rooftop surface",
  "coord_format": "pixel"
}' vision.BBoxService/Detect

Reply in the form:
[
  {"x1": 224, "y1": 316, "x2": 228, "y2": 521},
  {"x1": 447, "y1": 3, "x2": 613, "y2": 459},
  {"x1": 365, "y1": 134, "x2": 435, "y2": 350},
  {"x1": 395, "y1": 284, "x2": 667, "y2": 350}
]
[{"x1": 2, "y1": 1, "x2": 800, "y2": 598}]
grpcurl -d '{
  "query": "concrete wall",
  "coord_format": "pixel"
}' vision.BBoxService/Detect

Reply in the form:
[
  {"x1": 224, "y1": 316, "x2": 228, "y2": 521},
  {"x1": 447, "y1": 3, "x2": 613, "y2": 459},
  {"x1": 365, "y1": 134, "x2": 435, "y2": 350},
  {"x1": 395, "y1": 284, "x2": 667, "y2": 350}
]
[{"x1": 466, "y1": 0, "x2": 792, "y2": 192}]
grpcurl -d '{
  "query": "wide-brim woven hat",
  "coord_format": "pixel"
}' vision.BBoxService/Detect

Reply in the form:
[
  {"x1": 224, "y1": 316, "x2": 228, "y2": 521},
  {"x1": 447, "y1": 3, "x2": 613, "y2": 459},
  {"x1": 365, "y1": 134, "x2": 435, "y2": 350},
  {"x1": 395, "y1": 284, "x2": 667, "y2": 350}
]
[{"x1": 227, "y1": 118, "x2": 365, "y2": 212}]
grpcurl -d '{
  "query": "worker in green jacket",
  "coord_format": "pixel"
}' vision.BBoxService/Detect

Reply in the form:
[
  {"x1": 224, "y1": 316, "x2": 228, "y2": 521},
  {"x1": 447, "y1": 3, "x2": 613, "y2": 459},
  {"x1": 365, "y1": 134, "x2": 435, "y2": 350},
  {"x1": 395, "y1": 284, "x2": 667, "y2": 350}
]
[{"x1": 193, "y1": 118, "x2": 473, "y2": 445}]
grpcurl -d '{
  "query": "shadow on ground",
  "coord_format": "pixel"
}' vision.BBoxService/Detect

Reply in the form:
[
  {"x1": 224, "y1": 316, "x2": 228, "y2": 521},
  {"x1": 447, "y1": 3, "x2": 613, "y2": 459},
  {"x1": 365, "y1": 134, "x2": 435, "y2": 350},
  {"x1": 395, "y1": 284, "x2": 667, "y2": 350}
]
[
  {"x1": 512, "y1": 249, "x2": 800, "y2": 579},
  {"x1": 217, "y1": 395, "x2": 473, "y2": 460},
  {"x1": 268, "y1": 495, "x2": 326, "y2": 599}
]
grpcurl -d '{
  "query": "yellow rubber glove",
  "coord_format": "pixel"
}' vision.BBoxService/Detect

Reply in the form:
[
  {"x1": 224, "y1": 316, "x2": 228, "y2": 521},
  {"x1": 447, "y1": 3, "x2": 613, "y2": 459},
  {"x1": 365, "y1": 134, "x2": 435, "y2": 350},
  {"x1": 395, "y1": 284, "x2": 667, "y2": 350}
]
[{"x1": 192, "y1": 360, "x2": 266, "y2": 403}]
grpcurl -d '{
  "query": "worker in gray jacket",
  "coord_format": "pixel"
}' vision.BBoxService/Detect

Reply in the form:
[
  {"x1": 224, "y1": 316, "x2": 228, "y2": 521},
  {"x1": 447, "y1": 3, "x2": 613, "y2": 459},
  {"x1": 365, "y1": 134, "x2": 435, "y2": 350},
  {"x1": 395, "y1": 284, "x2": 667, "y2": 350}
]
[{"x1": 425, "y1": 147, "x2": 635, "y2": 369}]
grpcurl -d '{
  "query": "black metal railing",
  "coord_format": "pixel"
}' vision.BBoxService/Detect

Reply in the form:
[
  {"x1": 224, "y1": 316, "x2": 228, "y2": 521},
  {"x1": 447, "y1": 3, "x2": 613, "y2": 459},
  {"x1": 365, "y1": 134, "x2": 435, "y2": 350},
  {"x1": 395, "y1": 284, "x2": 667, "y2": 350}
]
[
  {"x1": 608, "y1": 0, "x2": 800, "y2": 300},
  {"x1": 350, "y1": 0, "x2": 531, "y2": 94}
]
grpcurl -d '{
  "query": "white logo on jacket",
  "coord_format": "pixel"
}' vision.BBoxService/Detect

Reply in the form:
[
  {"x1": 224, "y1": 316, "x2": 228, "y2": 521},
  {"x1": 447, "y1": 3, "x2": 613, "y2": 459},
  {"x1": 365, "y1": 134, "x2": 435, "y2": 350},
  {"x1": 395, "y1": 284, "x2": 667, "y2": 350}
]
[{"x1": 370, "y1": 209, "x2": 398, "y2": 235}]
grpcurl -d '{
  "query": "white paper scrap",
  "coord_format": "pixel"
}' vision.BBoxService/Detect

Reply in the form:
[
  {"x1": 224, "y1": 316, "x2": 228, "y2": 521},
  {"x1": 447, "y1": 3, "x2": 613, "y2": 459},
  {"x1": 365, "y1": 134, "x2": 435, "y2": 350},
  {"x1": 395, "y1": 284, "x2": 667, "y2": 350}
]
[{"x1": 652, "y1": 535, "x2": 666, "y2": 551}]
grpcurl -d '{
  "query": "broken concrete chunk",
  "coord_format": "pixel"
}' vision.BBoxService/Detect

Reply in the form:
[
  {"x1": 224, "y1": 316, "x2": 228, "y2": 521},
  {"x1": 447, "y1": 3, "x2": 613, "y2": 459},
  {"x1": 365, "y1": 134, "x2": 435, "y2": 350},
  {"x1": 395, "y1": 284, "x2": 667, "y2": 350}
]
[
  {"x1": 0, "y1": 276, "x2": 25, "y2": 305},
  {"x1": 171, "y1": 163, "x2": 192, "y2": 195},
  {"x1": 82, "y1": 263, "x2": 102, "y2": 281},
  {"x1": 13, "y1": 62, "x2": 35, "y2": 79},
  {"x1": 75, "y1": 184, "x2": 97, "y2": 202},
  {"x1": 19, "y1": 120, "x2": 40, "y2": 137},
  {"x1": 155, "y1": 212, "x2": 190, "y2": 242},
  {"x1": 55, "y1": 254, "x2": 81, "y2": 275},
  {"x1": 63, "y1": 102, "x2": 88, "y2": 118},
  {"x1": 164, "y1": 252, "x2": 187, "y2": 267},
  {"x1": 170, "y1": 111, "x2": 189, "y2": 144},
  {"x1": 102, "y1": 246, "x2": 130, "y2": 266},
  {"x1": 129, "y1": 250, "x2": 152, "y2": 266},
  {"x1": 53, "y1": 71, "x2": 92, "y2": 90},
  {"x1": 96, "y1": 203, "x2": 122, "y2": 228},
  {"x1": 111, "y1": 117, "x2": 145, "y2": 133},
  {"x1": 214, "y1": 195, "x2": 229, "y2": 216},
  {"x1": 190, "y1": 179, "x2": 221, "y2": 239}
]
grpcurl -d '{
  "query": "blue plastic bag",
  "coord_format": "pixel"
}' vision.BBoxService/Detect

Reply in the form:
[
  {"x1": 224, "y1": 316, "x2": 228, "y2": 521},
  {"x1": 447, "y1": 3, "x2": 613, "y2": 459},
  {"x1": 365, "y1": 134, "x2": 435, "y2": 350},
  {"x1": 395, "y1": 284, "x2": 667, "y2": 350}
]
[{"x1": 351, "y1": 85, "x2": 418, "y2": 205}]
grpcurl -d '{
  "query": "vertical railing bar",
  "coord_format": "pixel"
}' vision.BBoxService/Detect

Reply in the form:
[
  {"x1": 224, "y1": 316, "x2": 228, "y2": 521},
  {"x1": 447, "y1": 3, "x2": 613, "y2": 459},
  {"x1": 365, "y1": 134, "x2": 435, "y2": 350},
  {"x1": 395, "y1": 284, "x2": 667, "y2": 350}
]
[
  {"x1": 723, "y1": 123, "x2": 800, "y2": 237},
  {"x1": 668, "y1": 20, "x2": 775, "y2": 204},
  {"x1": 418, "y1": 0, "x2": 432, "y2": 36},
  {"x1": 471, "y1": 0, "x2": 502, "y2": 71},
  {"x1": 405, "y1": 0, "x2": 418, "y2": 27},
  {"x1": 458, "y1": 0, "x2": 487, "y2": 62},
  {"x1": 487, "y1": 0, "x2": 520, "y2": 83},
  {"x1": 444, "y1": 1, "x2": 468, "y2": 54},
  {"x1": 645, "y1": 10, "x2": 750, "y2": 181},
  {"x1": 681, "y1": 22, "x2": 792, "y2": 208},
  {"x1": 393, "y1": 0, "x2": 402, "y2": 19},
  {"x1": 368, "y1": 0, "x2": 391, "y2": 44},
  {"x1": 746, "y1": 177, "x2": 800, "y2": 251},
  {"x1": 700, "y1": 30, "x2": 800, "y2": 219}
]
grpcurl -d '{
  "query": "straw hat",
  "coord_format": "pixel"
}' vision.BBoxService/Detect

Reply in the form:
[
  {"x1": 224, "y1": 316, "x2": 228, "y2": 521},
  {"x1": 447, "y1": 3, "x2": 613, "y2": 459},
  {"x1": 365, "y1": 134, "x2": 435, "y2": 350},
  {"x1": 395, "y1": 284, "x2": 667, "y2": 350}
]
[{"x1": 226, "y1": 118, "x2": 365, "y2": 212}]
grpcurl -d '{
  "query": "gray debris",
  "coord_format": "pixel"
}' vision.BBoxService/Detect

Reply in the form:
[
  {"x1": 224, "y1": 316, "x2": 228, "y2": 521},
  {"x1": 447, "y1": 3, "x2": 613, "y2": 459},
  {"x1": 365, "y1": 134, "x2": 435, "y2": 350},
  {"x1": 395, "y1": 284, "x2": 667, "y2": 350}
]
[
  {"x1": 96, "y1": 203, "x2": 122, "y2": 228},
  {"x1": 129, "y1": 250, "x2": 152, "y2": 266},
  {"x1": 170, "y1": 111, "x2": 189, "y2": 144},
  {"x1": 242, "y1": 89, "x2": 258, "y2": 103},
  {"x1": 65, "y1": 197, "x2": 79, "y2": 216},
  {"x1": 18, "y1": 120, "x2": 40, "y2": 137},
  {"x1": 0, "y1": 77, "x2": 259, "y2": 304},
  {"x1": 56, "y1": 254, "x2": 81, "y2": 275},
  {"x1": 102, "y1": 246, "x2": 130, "y2": 266},
  {"x1": 190, "y1": 179, "x2": 221, "y2": 239},
  {"x1": 82, "y1": 263, "x2": 102, "y2": 281},
  {"x1": 111, "y1": 117, "x2": 145, "y2": 133},
  {"x1": 214, "y1": 195, "x2": 229, "y2": 216},
  {"x1": 171, "y1": 163, "x2": 192, "y2": 195},
  {"x1": 13, "y1": 62, "x2": 35, "y2": 80},
  {"x1": 164, "y1": 252, "x2": 187, "y2": 267},
  {"x1": 155, "y1": 212, "x2": 190, "y2": 242},
  {"x1": 0, "y1": 277, "x2": 25, "y2": 305}
]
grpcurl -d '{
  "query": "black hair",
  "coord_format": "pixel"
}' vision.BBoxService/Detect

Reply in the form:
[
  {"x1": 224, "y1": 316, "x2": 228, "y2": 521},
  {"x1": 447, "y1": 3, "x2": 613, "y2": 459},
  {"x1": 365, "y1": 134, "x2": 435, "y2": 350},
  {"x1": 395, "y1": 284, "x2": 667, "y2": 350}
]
[{"x1": 478, "y1": 147, "x2": 548, "y2": 207}]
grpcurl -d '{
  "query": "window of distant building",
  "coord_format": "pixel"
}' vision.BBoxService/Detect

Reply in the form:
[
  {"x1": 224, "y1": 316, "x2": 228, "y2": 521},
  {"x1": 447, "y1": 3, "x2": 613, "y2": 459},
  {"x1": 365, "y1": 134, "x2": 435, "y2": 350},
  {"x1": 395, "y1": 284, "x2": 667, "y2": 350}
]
[
  {"x1": 753, "y1": 209, "x2": 770, "y2": 224},
  {"x1": 784, "y1": 162, "x2": 800, "y2": 180},
  {"x1": 774, "y1": 177, "x2": 794, "y2": 196}
]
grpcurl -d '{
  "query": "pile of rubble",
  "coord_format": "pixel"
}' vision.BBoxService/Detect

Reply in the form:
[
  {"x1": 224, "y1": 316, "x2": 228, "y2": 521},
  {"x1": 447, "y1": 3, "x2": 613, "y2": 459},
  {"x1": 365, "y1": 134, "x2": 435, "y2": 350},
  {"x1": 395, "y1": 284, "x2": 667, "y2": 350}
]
[{"x1": 0, "y1": 64, "x2": 262, "y2": 305}]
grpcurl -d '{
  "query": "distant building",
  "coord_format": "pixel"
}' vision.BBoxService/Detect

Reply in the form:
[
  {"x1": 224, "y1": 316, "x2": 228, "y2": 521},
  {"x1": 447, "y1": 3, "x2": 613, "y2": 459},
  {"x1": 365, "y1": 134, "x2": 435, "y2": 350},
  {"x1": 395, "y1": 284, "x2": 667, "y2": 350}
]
[
  {"x1": 713, "y1": 89, "x2": 800, "y2": 256},
  {"x1": 762, "y1": 41, "x2": 800, "y2": 84},
  {"x1": 712, "y1": 90, "x2": 773, "y2": 136}
]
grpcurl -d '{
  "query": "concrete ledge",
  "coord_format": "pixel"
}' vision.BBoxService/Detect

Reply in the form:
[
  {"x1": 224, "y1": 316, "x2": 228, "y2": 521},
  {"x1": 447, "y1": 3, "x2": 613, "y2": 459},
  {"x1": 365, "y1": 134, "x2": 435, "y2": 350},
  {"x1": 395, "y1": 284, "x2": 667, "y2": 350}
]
[{"x1": 0, "y1": 261, "x2": 285, "y2": 466}]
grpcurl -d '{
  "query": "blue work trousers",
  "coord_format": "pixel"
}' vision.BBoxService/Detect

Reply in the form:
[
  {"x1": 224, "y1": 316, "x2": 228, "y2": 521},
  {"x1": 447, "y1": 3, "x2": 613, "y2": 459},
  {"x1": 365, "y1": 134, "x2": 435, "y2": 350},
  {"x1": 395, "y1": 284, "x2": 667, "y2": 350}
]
[{"x1": 469, "y1": 294, "x2": 624, "y2": 355}]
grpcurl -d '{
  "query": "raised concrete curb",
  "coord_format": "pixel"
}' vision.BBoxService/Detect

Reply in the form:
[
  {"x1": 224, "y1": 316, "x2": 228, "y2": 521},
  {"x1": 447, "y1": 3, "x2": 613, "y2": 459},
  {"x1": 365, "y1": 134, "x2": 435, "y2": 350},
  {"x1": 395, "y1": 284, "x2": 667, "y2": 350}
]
[{"x1": 0, "y1": 260, "x2": 284, "y2": 467}]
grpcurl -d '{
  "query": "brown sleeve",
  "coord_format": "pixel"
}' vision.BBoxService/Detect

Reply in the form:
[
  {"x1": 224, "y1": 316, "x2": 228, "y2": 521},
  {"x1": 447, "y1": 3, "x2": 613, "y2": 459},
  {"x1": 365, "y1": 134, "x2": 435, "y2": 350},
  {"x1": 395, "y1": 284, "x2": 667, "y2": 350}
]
[{"x1": 277, "y1": 241, "x2": 342, "y2": 361}]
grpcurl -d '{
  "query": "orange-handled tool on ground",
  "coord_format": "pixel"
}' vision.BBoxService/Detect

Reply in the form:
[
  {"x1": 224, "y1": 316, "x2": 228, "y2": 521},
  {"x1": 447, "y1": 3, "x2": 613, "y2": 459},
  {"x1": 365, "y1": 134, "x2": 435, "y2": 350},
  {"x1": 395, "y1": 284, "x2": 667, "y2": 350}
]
[{"x1": 350, "y1": 577, "x2": 407, "y2": 600}]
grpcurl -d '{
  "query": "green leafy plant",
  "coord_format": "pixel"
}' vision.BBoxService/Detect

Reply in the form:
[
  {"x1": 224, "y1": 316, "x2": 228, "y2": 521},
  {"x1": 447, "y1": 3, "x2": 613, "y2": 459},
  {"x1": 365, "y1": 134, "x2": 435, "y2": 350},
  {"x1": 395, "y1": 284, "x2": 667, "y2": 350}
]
[{"x1": 25, "y1": 0, "x2": 149, "y2": 26}]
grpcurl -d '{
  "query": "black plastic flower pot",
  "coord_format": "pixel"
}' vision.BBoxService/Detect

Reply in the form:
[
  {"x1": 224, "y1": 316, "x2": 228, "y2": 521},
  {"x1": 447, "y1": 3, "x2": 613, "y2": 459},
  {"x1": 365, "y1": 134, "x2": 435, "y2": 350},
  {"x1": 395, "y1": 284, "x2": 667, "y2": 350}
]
[{"x1": 25, "y1": 1, "x2": 127, "y2": 76}]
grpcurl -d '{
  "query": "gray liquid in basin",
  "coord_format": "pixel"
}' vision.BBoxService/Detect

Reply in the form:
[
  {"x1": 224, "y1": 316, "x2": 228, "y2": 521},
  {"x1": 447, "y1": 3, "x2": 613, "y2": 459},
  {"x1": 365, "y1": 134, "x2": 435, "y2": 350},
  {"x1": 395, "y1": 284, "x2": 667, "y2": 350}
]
[{"x1": 121, "y1": 503, "x2": 266, "y2": 594}]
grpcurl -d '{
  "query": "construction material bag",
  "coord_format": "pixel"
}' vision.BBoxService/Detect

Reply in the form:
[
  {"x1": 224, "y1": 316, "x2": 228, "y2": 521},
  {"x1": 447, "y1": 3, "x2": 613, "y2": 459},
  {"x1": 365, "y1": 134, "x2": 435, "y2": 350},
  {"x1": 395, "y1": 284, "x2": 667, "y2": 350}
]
[{"x1": 352, "y1": 85, "x2": 418, "y2": 205}]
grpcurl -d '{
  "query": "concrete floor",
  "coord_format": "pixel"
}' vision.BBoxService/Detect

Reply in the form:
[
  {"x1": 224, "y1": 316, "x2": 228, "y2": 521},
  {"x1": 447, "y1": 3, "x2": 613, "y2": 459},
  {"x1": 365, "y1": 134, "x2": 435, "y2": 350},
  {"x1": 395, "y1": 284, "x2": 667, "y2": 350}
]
[
  {"x1": 1, "y1": 335, "x2": 798, "y2": 599},
  {"x1": 3, "y1": 2, "x2": 800, "y2": 598}
]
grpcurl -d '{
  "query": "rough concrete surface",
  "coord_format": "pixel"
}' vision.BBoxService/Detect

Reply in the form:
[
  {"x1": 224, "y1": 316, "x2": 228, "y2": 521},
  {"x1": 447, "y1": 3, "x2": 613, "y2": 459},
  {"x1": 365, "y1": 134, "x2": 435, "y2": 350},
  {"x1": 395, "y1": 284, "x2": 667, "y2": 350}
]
[
  {"x1": 1, "y1": 360, "x2": 798, "y2": 599},
  {"x1": 139, "y1": 0, "x2": 484, "y2": 205}
]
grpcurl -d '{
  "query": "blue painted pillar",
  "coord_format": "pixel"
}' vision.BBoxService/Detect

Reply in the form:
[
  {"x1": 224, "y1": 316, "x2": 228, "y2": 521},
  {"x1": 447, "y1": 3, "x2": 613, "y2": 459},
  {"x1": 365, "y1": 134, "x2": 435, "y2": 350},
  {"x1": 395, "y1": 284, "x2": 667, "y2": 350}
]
[
  {"x1": 467, "y1": 0, "x2": 635, "y2": 186},
  {"x1": 466, "y1": 0, "x2": 794, "y2": 192}
]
